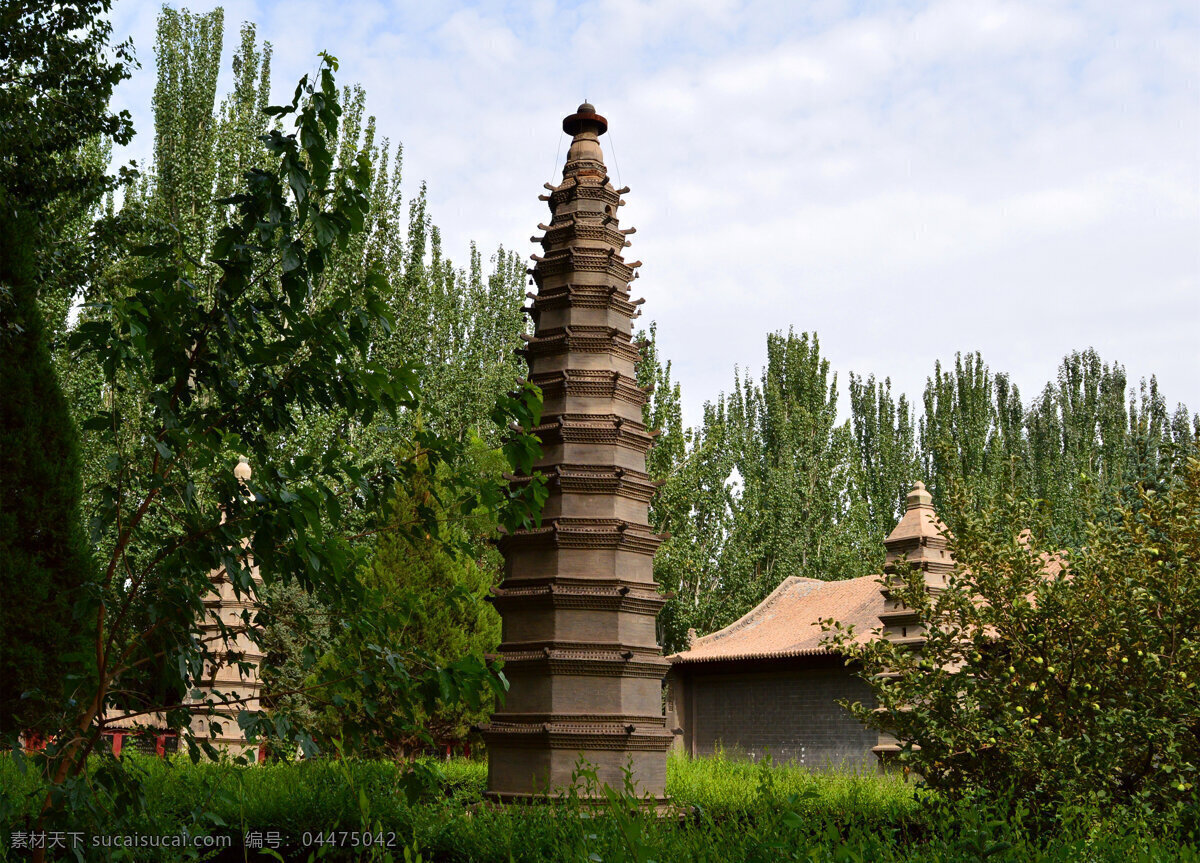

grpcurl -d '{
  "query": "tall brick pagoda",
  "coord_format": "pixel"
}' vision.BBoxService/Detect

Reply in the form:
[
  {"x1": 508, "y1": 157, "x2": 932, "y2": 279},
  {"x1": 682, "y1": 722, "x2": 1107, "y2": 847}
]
[{"x1": 482, "y1": 103, "x2": 673, "y2": 801}]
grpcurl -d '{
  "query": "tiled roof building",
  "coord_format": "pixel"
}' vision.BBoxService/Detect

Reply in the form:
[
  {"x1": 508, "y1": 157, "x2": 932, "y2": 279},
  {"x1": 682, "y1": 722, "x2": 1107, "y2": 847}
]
[
  {"x1": 666, "y1": 482, "x2": 950, "y2": 770},
  {"x1": 670, "y1": 576, "x2": 885, "y2": 665}
]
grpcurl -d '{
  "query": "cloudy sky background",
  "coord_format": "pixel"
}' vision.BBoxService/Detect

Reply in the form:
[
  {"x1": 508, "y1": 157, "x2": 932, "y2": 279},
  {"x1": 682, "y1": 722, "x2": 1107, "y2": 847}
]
[{"x1": 107, "y1": 0, "x2": 1199, "y2": 428}]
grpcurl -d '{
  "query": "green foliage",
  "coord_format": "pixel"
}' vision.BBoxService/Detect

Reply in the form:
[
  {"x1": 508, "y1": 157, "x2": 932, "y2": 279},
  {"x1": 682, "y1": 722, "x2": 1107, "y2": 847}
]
[
  {"x1": 647, "y1": 329, "x2": 876, "y2": 652},
  {"x1": 826, "y1": 452, "x2": 1200, "y2": 820},
  {"x1": 311, "y1": 442, "x2": 511, "y2": 752},
  {"x1": 27, "y1": 3, "x2": 532, "y2": 766},
  {"x1": 150, "y1": 6, "x2": 225, "y2": 262},
  {"x1": 664, "y1": 748, "x2": 918, "y2": 825},
  {"x1": 7, "y1": 49, "x2": 545, "y2": 854},
  {"x1": 649, "y1": 395, "x2": 737, "y2": 654},
  {"x1": 722, "y1": 330, "x2": 868, "y2": 607},
  {"x1": 918, "y1": 352, "x2": 1026, "y2": 521},
  {"x1": 0, "y1": 0, "x2": 134, "y2": 218},
  {"x1": 636, "y1": 323, "x2": 735, "y2": 652},
  {"x1": 255, "y1": 578, "x2": 334, "y2": 740},
  {"x1": 914, "y1": 349, "x2": 1197, "y2": 550},
  {"x1": 1024, "y1": 350, "x2": 1132, "y2": 547},
  {"x1": 63, "y1": 7, "x2": 529, "y2": 536}
]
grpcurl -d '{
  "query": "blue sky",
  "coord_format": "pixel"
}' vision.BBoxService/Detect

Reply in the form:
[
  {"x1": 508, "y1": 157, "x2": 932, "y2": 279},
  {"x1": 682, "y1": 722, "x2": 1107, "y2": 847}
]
[{"x1": 107, "y1": 0, "x2": 1200, "y2": 427}]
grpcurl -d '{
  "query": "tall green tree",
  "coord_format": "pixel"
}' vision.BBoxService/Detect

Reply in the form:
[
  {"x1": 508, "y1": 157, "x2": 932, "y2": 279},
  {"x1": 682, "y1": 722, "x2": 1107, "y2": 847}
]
[
  {"x1": 1024, "y1": 349, "x2": 1129, "y2": 547},
  {"x1": 919, "y1": 352, "x2": 1026, "y2": 529},
  {"x1": 0, "y1": 206, "x2": 98, "y2": 735},
  {"x1": 848, "y1": 373, "x2": 919, "y2": 553},
  {"x1": 716, "y1": 331, "x2": 872, "y2": 620},
  {"x1": 635, "y1": 323, "x2": 736, "y2": 653},
  {"x1": 1128, "y1": 375, "x2": 1175, "y2": 490},
  {"x1": 149, "y1": 6, "x2": 224, "y2": 262},
  {"x1": 0, "y1": 0, "x2": 133, "y2": 220},
  {"x1": 651, "y1": 399, "x2": 737, "y2": 653}
]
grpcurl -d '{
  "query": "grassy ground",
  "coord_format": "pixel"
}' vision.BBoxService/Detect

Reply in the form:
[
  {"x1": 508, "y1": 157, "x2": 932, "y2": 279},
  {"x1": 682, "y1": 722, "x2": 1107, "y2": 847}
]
[{"x1": 1, "y1": 750, "x2": 1195, "y2": 861}]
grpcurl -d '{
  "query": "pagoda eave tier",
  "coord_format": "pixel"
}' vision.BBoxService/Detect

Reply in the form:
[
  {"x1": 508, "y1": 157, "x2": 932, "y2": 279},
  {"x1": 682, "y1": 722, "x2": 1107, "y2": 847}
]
[
  {"x1": 532, "y1": 257, "x2": 635, "y2": 284},
  {"x1": 482, "y1": 724, "x2": 673, "y2": 750},
  {"x1": 510, "y1": 469, "x2": 657, "y2": 504},
  {"x1": 495, "y1": 651, "x2": 670, "y2": 677},
  {"x1": 537, "y1": 221, "x2": 629, "y2": 250},
  {"x1": 532, "y1": 370, "x2": 648, "y2": 408},
  {"x1": 521, "y1": 330, "x2": 641, "y2": 360},
  {"x1": 529, "y1": 284, "x2": 637, "y2": 312},
  {"x1": 484, "y1": 712, "x2": 664, "y2": 725},
  {"x1": 545, "y1": 180, "x2": 621, "y2": 208},
  {"x1": 530, "y1": 417, "x2": 654, "y2": 447},
  {"x1": 498, "y1": 521, "x2": 664, "y2": 554},
  {"x1": 489, "y1": 586, "x2": 666, "y2": 615}
]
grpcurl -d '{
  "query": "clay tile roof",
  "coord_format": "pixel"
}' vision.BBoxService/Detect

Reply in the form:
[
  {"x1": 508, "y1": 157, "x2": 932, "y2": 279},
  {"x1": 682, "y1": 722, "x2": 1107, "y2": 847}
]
[{"x1": 668, "y1": 574, "x2": 885, "y2": 664}]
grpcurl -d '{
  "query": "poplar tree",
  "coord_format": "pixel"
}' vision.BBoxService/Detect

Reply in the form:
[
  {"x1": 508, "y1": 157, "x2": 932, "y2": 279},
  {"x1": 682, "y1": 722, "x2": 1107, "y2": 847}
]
[
  {"x1": 848, "y1": 373, "x2": 920, "y2": 550},
  {"x1": 920, "y1": 353, "x2": 1002, "y2": 508},
  {"x1": 719, "y1": 331, "x2": 871, "y2": 616},
  {"x1": 1025, "y1": 350, "x2": 1129, "y2": 547},
  {"x1": 635, "y1": 323, "x2": 736, "y2": 652}
]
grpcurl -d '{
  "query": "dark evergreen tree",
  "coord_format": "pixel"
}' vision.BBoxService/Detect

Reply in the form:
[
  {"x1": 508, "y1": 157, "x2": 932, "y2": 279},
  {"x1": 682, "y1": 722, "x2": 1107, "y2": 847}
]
[
  {"x1": 0, "y1": 0, "x2": 132, "y2": 736},
  {"x1": 0, "y1": 208, "x2": 96, "y2": 734},
  {"x1": 308, "y1": 443, "x2": 507, "y2": 753}
]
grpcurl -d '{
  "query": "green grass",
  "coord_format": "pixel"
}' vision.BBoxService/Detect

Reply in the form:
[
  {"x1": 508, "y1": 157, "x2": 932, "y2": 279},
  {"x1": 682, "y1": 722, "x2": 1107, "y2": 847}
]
[
  {"x1": 2, "y1": 750, "x2": 1195, "y2": 862},
  {"x1": 665, "y1": 749, "x2": 920, "y2": 822}
]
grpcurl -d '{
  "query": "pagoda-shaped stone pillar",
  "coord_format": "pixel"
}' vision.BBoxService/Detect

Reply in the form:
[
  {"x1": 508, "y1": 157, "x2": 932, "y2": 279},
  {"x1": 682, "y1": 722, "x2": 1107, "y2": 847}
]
[
  {"x1": 482, "y1": 103, "x2": 672, "y2": 801},
  {"x1": 872, "y1": 481, "x2": 953, "y2": 762}
]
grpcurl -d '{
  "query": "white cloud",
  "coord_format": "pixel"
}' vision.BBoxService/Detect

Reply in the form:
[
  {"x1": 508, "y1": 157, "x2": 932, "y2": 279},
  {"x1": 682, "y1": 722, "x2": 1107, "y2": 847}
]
[{"x1": 106, "y1": 0, "x2": 1200, "y2": 426}]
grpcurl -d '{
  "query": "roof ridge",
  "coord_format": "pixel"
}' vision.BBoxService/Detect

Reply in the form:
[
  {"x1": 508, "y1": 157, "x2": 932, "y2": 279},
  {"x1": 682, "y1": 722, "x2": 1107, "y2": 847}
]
[
  {"x1": 670, "y1": 573, "x2": 889, "y2": 664},
  {"x1": 692, "y1": 576, "x2": 812, "y2": 645}
]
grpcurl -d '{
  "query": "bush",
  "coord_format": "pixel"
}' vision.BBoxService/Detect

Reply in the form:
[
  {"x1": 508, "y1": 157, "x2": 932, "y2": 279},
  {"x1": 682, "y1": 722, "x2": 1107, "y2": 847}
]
[{"x1": 828, "y1": 453, "x2": 1200, "y2": 822}]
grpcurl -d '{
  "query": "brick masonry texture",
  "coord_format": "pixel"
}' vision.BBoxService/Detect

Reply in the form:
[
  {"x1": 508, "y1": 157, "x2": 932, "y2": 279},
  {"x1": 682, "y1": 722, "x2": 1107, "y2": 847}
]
[{"x1": 687, "y1": 666, "x2": 878, "y2": 770}]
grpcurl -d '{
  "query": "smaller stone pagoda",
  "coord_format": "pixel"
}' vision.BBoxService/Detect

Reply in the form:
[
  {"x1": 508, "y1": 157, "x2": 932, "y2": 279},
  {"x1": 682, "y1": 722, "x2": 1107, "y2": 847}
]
[
  {"x1": 872, "y1": 480, "x2": 953, "y2": 761},
  {"x1": 188, "y1": 457, "x2": 265, "y2": 757}
]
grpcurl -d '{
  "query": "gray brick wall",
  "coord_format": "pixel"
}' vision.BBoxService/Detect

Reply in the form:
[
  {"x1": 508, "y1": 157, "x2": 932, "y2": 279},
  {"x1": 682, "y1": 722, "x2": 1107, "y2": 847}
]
[{"x1": 684, "y1": 664, "x2": 877, "y2": 770}]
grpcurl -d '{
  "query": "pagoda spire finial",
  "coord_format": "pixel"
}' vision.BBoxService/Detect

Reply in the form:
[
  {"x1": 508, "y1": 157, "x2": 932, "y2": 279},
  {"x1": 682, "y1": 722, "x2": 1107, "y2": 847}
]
[{"x1": 561, "y1": 102, "x2": 608, "y2": 178}]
